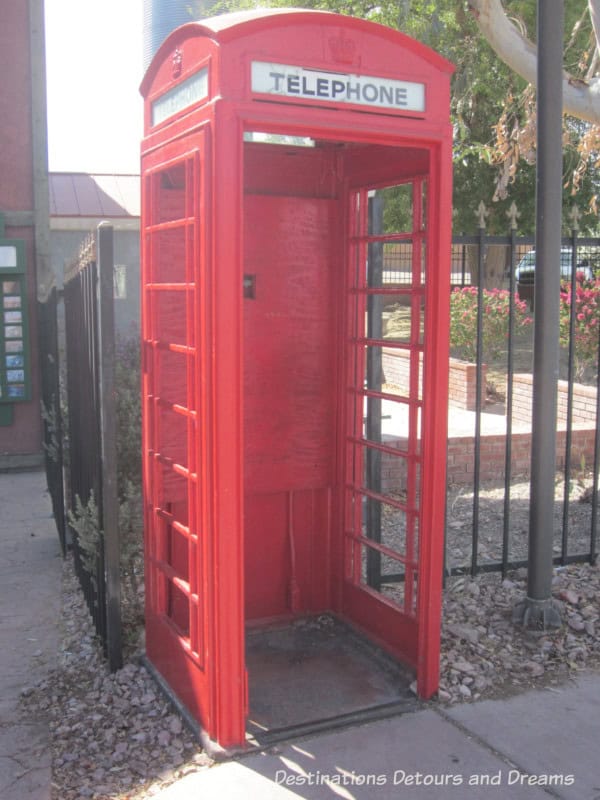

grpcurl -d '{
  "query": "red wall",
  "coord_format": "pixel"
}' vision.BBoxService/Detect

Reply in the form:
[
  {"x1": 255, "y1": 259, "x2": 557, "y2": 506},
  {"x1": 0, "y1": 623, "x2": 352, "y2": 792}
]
[{"x1": 0, "y1": 1, "x2": 42, "y2": 461}]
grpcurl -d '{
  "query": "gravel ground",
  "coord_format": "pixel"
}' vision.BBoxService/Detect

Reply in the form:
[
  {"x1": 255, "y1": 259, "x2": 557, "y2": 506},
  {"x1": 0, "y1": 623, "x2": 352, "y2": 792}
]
[
  {"x1": 19, "y1": 494, "x2": 600, "y2": 800},
  {"x1": 446, "y1": 475, "x2": 597, "y2": 570}
]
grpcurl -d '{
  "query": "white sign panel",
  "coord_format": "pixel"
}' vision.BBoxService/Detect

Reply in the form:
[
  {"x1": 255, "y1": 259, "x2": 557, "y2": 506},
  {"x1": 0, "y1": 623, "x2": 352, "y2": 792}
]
[
  {"x1": 0, "y1": 246, "x2": 17, "y2": 270},
  {"x1": 251, "y1": 61, "x2": 425, "y2": 113},
  {"x1": 152, "y1": 68, "x2": 209, "y2": 126}
]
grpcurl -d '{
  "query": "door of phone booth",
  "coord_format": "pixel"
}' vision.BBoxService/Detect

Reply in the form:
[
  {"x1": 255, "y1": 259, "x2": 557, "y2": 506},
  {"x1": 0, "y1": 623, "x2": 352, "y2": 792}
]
[{"x1": 141, "y1": 9, "x2": 453, "y2": 750}]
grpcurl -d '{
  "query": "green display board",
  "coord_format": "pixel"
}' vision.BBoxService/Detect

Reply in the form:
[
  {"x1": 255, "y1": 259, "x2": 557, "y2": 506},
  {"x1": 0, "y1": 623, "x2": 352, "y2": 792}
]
[{"x1": 0, "y1": 215, "x2": 30, "y2": 406}]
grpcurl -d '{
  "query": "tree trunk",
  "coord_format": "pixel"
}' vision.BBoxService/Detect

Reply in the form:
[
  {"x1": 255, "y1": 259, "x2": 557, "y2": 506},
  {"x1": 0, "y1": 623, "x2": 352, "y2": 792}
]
[{"x1": 465, "y1": 244, "x2": 508, "y2": 289}]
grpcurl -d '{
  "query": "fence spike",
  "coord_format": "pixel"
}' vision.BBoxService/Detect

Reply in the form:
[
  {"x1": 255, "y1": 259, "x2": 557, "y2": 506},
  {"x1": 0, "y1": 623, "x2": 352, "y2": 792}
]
[
  {"x1": 475, "y1": 201, "x2": 489, "y2": 229},
  {"x1": 507, "y1": 202, "x2": 520, "y2": 230},
  {"x1": 569, "y1": 204, "x2": 581, "y2": 232}
]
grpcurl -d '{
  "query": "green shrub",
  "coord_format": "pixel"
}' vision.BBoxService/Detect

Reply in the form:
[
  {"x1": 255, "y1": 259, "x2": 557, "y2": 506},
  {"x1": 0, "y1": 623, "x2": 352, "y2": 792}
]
[
  {"x1": 450, "y1": 286, "x2": 532, "y2": 363},
  {"x1": 559, "y1": 276, "x2": 600, "y2": 381}
]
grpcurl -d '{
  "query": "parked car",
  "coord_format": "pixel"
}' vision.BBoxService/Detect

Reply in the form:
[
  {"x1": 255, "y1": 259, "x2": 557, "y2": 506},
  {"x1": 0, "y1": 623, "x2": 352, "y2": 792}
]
[{"x1": 515, "y1": 248, "x2": 594, "y2": 308}]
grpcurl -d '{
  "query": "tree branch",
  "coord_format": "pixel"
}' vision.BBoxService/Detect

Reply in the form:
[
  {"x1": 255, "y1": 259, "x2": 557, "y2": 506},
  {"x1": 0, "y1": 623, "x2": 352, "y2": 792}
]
[
  {"x1": 468, "y1": 0, "x2": 600, "y2": 125},
  {"x1": 589, "y1": 0, "x2": 600, "y2": 53}
]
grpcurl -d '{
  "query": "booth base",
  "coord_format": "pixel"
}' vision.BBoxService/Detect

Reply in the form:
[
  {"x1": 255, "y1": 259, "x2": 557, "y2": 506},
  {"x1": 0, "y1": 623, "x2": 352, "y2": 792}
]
[{"x1": 245, "y1": 615, "x2": 417, "y2": 746}]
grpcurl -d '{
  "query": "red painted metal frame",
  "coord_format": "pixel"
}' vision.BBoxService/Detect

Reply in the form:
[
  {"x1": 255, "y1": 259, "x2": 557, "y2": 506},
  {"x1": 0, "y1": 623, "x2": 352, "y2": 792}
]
[{"x1": 141, "y1": 9, "x2": 453, "y2": 749}]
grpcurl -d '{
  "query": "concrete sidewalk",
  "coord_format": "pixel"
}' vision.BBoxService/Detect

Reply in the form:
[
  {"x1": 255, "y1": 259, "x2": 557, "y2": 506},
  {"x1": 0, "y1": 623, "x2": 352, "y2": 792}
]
[
  {"x1": 0, "y1": 469, "x2": 62, "y2": 800},
  {"x1": 155, "y1": 672, "x2": 600, "y2": 799}
]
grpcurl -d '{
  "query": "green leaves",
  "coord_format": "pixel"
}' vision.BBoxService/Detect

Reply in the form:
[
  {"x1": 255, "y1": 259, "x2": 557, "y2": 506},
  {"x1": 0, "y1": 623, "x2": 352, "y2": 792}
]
[{"x1": 449, "y1": 286, "x2": 532, "y2": 362}]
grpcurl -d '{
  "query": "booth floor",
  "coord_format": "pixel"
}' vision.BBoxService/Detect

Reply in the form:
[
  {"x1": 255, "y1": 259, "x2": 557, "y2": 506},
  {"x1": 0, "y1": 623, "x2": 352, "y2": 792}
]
[{"x1": 245, "y1": 615, "x2": 417, "y2": 744}]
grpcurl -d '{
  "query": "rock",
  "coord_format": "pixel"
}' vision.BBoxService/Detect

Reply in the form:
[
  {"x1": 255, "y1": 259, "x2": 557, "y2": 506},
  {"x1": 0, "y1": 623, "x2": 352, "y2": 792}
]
[
  {"x1": 447, "y1": 623, "x2": 480, "y2": 645},
  {"x1": 452, "y1": 658, "x2": 475, "y2": 674},
  {"x1": 192, "y1": 752, "x2": 212, "y2": 766},
  {"x1": 524, "y1": 660, "x2": 545, "y2": 677},
  {"x1": 560, "y1": 589, "x2": 579, "y2": 605},
  {"x1": 516, "y1": 568, "x2": 528, "y2": 580},
  {"x1": 168, "y1": 716, "x2": 183, "y2": 735},
  {"x1": 458, "y1": 684, "x2": 472, "y2": 698},
  {"x1": 157, "y1": 730, "x2": 171, "y2": 747}
]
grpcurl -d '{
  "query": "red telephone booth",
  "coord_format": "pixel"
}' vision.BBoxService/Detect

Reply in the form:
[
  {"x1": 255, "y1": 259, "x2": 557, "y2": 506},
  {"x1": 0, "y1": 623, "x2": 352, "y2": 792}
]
[{"x1": 140, "y1": 9, "x2": 453, "y2": 751}]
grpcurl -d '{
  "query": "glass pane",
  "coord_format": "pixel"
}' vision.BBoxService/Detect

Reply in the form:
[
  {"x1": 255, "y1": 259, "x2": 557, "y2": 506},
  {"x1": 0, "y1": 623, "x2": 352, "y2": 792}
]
[
  {"x1": 167, "y1": 581, "x2": 190, "y2": 635},
  {"x1": 362, "y1": 444, "x2": 420, "y2": 502},
  {"x1": 166, "y1": 521, "x2": 189, "y2": 581},
  {"x1": 368, "y1": 184, "x2": 413, "y2": 235},
  {"x1": 360, "y1": 541, "x2": 406, "y2": 608},
  {"x1": 154, "y1": 290, "x2": 187, "y2": 346},
  {"x1": 365, "y1": 241, "x2": 426, "y2": 288},
  {"x1": 365, "y1": 343, "x2": 384, "y2": 392},
  {"x1": 362, "y1": 390, "x2": 411, "y2": 441},
  {"x1": 157, "y1": 348, "x2": 188, "y2": 408},
  {"x1": 382, "y1": 242, "x2": 412, "y2": 286},
  {"x1": 154, "y1": 163, "x2": 187, "y2": 223},
  {"x1": 364, "y1": 344, "x2": 422, "y2": 402},
  {"x1": 362, "y1": 495, "x2": 405, "y2": 555},
  {"x1": 379, "y1": 581, "x2": 406, "y2": 607},
  {"x1": 365, "y1": 294, "x2": 424, "y2": 345},
  {"x1": 360, "y1": 400, "x2": 422, "y2": 457},
  {"x1": 159, "y1": 469, "x2": 189, "y2": 528},
  {"x1": 153, "y1": 227, "x2": 187, "y2": 283},
  {"x1": 159, "y1": 406, "x2": 188, "y2": 470}
]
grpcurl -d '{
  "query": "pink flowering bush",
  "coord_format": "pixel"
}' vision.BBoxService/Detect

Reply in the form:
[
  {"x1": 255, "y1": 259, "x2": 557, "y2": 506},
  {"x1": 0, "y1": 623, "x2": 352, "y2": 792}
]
[
  {"x1": 559, "y1": 276, "x2": 600, "y2": 380},
  {"x1": 450, "y1": 286, "x2": 532, "y2": 363}
]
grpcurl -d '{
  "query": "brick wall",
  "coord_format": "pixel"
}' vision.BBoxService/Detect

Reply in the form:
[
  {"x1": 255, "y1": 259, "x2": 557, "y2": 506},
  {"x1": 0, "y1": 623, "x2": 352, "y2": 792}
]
[
  {"x1": 381, "y1": 348, "x2": 485, "y2": 411},
  {"x1": 512, "y1": 373, "x2": 597, "y2": 426},
  {"x1": 448, "y1": 359, "x2": 486, "y2": 411},
  {"x1": 0, "y1": 3, "x2": 43, "y2": 465},
  {"x1": 380, "y1": 428, "x2": 597, "y2": 490},
  {"x1": 444, "y1": 428, "x2": 597, "y2": 485}
]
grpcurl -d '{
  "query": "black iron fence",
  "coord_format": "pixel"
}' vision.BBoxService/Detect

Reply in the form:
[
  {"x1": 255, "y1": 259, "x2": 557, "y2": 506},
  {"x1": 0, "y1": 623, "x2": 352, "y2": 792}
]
[
  {"x1": 62, "y1": 223, "x2": 122, "y2": 670},
  {"x1": 39, "y1": 284, "x2": 66, "y2": 555},
  {"x1": 444, "y1": 211, "x2": 600, "y2": 577}
]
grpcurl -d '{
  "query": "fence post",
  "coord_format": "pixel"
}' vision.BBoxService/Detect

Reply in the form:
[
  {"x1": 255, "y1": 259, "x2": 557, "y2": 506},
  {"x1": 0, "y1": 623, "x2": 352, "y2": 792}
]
[
  {"x1": 502, "y1": 203, "x2": 520, "y2": 577},
  {"x1": 560, "y1": 207, "x2": 581, "y2": 561},
  {"x1": 470, "y1": 201, "x2": 488, "y2": 576},
  {"x1": 97, "y1": 222, "x2": 123, "y2": 671}
]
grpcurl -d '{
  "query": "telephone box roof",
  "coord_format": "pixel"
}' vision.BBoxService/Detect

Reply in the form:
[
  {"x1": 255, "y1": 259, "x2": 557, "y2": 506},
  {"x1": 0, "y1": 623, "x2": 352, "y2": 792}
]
[{"x1": 140, "y1": 8, "x2": 454, "y2": 96}]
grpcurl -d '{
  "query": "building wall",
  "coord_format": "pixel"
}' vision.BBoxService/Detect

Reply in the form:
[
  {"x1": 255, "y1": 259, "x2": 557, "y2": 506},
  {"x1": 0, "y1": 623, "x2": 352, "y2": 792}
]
[
  {"x1": 0, "y1": 0, "x2": 44, "y2": 467},
  {"x1": 0, "y1": 5, "x2": 34, "y2": 212}
]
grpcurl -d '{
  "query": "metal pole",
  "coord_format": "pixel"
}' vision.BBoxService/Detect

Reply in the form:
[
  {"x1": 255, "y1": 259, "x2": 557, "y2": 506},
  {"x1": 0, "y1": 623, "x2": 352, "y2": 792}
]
[
  {"x1": 366, "y1": 195, "x2": 383, "y2": 590},
  {"x1": 97, "y1": 222, "x2": 123, "y2": 669},
  {"x1": 513, "y1": 0, "x2": 563, "y2": 627}
]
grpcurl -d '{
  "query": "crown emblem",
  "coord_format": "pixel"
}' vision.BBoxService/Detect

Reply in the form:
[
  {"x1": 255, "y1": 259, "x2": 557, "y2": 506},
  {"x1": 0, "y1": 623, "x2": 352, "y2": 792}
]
[
  {"x1": 172, "y1": 48, "x2": 183, "y2": 79},
  {"x1": 329, "y1": 36, "x2": 357, "y2": 64}
]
